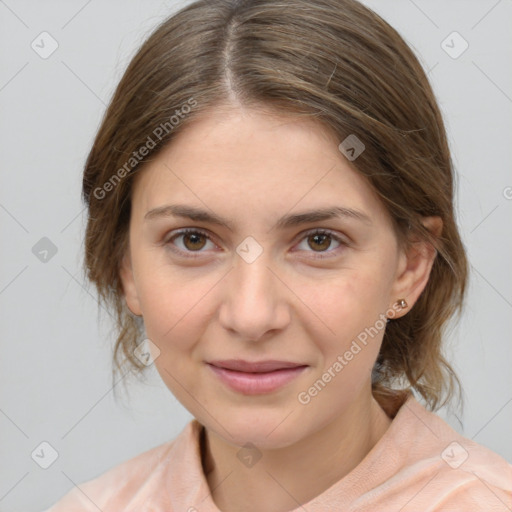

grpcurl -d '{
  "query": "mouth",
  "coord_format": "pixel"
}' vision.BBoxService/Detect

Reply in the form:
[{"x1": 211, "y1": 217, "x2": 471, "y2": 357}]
[{"x1": 206, "y1": 359, "x2": 309, "y2": 395}]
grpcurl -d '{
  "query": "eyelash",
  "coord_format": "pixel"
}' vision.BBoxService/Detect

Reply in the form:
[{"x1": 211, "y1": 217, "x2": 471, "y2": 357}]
[{"x1": 163, "y1": 228, "x2": 349, "y2": 260}]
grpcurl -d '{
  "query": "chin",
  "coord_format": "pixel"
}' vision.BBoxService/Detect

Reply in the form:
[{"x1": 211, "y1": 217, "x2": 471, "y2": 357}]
[{"x1": 204, "y1": 407, "x2": 309, "y2": 450}]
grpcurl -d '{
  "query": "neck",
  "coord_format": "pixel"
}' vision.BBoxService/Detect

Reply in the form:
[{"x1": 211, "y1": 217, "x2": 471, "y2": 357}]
[{"x1": 202, "y1": 389, "x2": 392, "y2": 512}]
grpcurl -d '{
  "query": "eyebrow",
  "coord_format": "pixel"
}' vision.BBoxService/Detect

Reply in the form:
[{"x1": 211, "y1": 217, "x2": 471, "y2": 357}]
[{"x1": 144, "y1": 204, "x2": 372, "y2": 230}]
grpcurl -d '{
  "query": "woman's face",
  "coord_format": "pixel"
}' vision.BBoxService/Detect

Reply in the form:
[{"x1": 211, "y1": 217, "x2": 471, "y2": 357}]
[{"x1": 120, "y1": 105, "x2": 418, "y2": 449}]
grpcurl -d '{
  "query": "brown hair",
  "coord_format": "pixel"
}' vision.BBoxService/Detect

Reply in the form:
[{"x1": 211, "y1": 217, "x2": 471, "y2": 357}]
[{"x1": 82, "y1": 0, "x2": 468, "y2": 412}]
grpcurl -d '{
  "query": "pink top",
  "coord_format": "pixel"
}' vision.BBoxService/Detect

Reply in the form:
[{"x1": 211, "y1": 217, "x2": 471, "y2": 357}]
[{"x1": 44, "y1": 393, "x2": 512, "y2": 511}]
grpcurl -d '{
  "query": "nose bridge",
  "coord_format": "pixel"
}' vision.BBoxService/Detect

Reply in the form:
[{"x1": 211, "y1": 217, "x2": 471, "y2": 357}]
[
  {"x1": 236, "y1": 252, "x2": 273, "y2": 300},
  {"x1": 219, "y1": 248, "x2": 289, "y2": 340}
]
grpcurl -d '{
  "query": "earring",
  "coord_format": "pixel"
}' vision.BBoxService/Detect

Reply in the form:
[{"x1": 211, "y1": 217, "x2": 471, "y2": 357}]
[{"x1": 396, "y1": 298, "x2": 408, "y2": 309}]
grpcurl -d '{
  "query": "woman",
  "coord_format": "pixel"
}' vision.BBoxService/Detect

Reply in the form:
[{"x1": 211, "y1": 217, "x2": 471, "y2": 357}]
[{"x1": 45, "y1": 0, "x2": 512, "y2": 510}]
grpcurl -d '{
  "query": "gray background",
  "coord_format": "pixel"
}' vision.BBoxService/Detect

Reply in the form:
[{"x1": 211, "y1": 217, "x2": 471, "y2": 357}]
[{"x1": 0, "y1": 1, "x2": 511, "y2": 511}]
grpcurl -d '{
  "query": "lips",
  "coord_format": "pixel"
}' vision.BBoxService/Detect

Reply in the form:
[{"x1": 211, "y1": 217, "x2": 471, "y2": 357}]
[
  {"x1": 208, "y1": 359, "x2": 305, "y2": 372},
  {"x1": 206, "y1": 359, "x2": 308, "y2": 395}
]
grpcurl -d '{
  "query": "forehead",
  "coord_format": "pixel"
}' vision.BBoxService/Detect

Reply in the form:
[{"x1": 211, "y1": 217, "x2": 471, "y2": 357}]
[{"x1": 130, "y1": 107, "x2": 387, "y2": 224}]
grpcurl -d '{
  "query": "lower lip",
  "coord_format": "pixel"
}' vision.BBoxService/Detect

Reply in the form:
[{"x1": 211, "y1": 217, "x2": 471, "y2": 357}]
[{"x1": 207, "y1": 364, "x2": 308, "y2": 395}]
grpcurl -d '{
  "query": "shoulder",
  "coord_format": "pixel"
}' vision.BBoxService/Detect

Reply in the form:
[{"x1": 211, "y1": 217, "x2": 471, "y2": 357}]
[
  {"x1": 420, "y1": 436, "x2": 512, "y2": 510},
  {"x1": 43, "y1": 421, "x2": 199, "y2": 512},
  {"x1": 383, "y1": 394, "x2": 512, "y2": 510}
]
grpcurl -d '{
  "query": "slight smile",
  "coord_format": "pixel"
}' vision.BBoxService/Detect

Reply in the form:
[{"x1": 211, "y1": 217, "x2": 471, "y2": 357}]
[{"x1": 207, "y1": 360, "x2": 309, "y2": 395}]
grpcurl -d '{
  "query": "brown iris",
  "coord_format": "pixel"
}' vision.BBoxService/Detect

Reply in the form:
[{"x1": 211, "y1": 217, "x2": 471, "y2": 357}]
[
  {"x1": 308, "y1": 233, "x2": 331, "y2": 251},
  {"x1": 183, "y1": 232, "x2": 207, "y2": 251}
]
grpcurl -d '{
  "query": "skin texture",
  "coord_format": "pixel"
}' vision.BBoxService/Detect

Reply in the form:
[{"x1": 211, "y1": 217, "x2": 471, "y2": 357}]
[{"x1": 120, "y1": 105, "x2": 441, "y2": 512}]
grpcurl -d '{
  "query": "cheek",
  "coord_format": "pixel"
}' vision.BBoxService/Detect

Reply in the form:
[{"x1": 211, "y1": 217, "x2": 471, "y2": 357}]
[
  {"x1": 135, "y1": 264, "x2": 215, "y2": 405},
  {"x1": 297, "y1": 273, "x2": 390, "y2": 405},
  {"x1": 301, "y1": 265, "x2": 391, "y2": 341},
  {"x1": 133, "y1": 257, "x2": 216, "y2": 349}
]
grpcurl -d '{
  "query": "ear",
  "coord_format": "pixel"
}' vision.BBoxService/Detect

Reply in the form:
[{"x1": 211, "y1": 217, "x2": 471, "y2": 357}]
[
  {"x1": 389, "y1": 216, "x2": 442, "y2": 318},
  {"x1": 119, "y1": 250, "x2": 143, "y2": 317}
]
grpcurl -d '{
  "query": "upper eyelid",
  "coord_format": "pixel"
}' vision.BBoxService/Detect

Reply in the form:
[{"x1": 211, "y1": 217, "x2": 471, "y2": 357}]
[{"x1": 166, "y1": 227, "x2": 215, "y2": 243}]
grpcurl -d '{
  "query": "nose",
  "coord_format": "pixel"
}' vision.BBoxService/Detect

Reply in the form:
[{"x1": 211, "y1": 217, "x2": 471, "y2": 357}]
[{"x1": 218, "y1": 252, "x2": 291, "y2": 342}]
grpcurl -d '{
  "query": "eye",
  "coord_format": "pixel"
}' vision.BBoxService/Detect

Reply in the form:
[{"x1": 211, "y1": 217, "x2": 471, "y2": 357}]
[
  {"x1": 294, "y1": 229, "x2": 347, "y2": 259},
  {"x1": 163, "y1": 227, "x2": 348, "y2": 260},
  {"x1": 164, "y1": 228, "x2": 217, "y2": 257}
]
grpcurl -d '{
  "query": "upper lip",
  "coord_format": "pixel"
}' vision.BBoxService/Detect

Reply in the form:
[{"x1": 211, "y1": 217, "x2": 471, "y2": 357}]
[{"x1": 208, "y1": 360, "x2": 307, "y2": 373}]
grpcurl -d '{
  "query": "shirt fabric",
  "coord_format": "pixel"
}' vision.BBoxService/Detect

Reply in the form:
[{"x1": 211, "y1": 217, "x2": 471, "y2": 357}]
[{"x1": 44, "y1": 392, "x2": 512, "y2": 511}]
